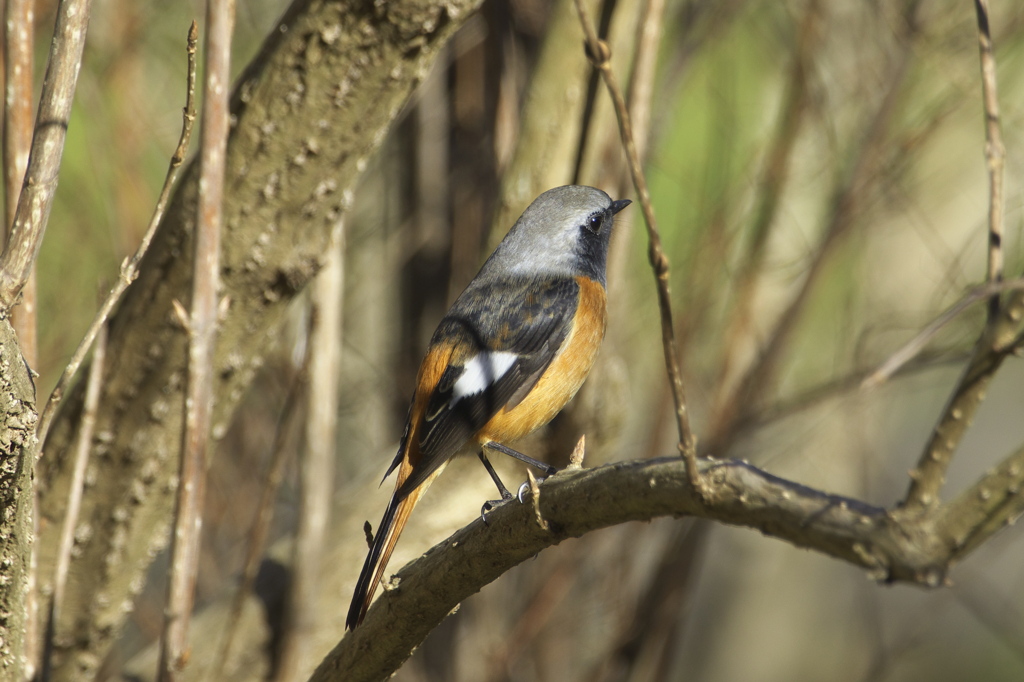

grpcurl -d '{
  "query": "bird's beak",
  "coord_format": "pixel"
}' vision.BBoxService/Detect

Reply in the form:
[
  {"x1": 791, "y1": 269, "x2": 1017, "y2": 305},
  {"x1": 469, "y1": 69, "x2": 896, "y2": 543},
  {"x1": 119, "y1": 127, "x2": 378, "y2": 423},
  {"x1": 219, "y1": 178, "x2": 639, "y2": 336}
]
[{"x1": 610, "y1": 199, "x2": 632, "y2": 215}]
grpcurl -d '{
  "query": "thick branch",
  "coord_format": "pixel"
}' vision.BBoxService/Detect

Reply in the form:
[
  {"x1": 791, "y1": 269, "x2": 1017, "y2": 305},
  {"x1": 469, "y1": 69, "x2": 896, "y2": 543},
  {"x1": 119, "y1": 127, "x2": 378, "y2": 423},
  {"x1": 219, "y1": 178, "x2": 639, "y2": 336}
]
[
  {"x1": 35, "y1": 1, "x2": 484, "y2": 678},
  {"x1": 313, "y1": 455, "x2": 971, "y2": 681},
  {"x1": 0, "y1": 320, "x2": 38, "y2": 678}
]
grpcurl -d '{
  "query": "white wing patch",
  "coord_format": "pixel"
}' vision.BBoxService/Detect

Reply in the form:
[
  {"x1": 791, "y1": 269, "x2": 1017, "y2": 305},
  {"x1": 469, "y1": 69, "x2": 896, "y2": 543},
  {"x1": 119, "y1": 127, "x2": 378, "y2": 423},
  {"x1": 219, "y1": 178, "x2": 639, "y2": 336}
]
[{"x1": 451, "y1": 351, "x2": 518, "y2": 404}]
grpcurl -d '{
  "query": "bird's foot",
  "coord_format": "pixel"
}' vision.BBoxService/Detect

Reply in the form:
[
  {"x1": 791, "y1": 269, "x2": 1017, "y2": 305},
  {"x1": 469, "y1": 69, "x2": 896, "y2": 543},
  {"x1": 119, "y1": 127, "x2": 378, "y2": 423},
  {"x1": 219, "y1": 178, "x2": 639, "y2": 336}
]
[{"x1": 479, "y1": 489, "x2": 514, "y2": 525}]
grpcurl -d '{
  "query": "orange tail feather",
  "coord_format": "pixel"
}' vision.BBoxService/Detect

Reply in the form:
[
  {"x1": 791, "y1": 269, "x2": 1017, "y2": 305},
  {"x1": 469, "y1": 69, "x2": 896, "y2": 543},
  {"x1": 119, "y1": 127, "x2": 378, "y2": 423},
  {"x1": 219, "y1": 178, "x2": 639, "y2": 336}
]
[{"x1": 346, "y1": 458, "x2": 445, "y2": 629}]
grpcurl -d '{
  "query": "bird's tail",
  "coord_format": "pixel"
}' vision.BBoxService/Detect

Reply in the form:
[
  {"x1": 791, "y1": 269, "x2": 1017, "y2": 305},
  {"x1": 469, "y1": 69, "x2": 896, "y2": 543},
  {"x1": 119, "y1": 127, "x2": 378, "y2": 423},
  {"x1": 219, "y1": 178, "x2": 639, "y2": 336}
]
[{"x1": 345, "y1": 471, "x2": 434, "y2": 629}]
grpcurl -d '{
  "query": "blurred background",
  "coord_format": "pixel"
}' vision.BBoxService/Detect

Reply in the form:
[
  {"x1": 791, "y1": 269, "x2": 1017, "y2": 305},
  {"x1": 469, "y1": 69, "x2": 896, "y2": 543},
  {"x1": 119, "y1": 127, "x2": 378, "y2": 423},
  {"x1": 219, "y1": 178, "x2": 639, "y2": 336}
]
[{"x1": 7, "y1": 0, "x2": 1024, "y2": 680}]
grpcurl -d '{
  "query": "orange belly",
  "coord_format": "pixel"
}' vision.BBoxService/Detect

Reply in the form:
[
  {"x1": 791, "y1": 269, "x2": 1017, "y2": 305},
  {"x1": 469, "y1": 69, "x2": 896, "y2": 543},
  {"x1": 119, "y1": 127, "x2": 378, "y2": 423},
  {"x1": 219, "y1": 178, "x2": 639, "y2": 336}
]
[{"x1": 477, "y1": 276, "x2": 607, "y2": 444}]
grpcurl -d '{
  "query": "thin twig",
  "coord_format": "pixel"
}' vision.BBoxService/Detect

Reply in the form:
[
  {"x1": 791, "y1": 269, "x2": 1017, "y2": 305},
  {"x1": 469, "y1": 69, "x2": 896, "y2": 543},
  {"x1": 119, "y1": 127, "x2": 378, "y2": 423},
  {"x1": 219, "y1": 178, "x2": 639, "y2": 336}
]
[
  {"x1": 902, "y1": 291, "x2": 1024, "y2": 512},
  {"x1": 42, "y1": 322, "x2": 106, "y2": 679},
  {"x1": 36, "y1": 21, "x2": 199, "y2": 450},
  {"x1": 276, "y1": 223, "x2": 344, "y2": 682},
  {"x1": 862, "y1": 277, "x2": 1024, "y2": 389},
  {"x1": 3, "y1": 0, "x2": 39, "y2": 367},
  {"x1": 2, "y1": 0, "x2": 35, "y2": 238},
  {"x1": 159, "y1": 4, "x2": 235, "y2": 681},
  {"x1": 573, "y1": 0, "x2": 701, "y2": 492},
  {"x1": 0, "y1": 0, "x2": 94, "y2": 311},
  {"x1": 901, "y1": 2, "x2": 1018, "y2": 513},
  {"x1": 974, "y1": 0, "x2": 1004, "y2": 323},
  {"x1": 211, "y1": 344, "x2": 312, "y2": 681}
]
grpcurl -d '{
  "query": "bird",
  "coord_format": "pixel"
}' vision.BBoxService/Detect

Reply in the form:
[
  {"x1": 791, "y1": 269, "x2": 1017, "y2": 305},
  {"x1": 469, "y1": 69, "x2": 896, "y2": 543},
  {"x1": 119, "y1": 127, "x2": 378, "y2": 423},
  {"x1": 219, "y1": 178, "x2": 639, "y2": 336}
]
[{"x1": 346, "y1": 185, "x2": 630, "y2": 629}]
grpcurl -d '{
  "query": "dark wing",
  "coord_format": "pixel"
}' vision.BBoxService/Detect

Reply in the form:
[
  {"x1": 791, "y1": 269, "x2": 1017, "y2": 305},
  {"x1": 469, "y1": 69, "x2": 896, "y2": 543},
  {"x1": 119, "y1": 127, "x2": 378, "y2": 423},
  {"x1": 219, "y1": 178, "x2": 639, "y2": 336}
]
[{"x1": 395, "y1": 276, "x2": 579, "y2": 496}]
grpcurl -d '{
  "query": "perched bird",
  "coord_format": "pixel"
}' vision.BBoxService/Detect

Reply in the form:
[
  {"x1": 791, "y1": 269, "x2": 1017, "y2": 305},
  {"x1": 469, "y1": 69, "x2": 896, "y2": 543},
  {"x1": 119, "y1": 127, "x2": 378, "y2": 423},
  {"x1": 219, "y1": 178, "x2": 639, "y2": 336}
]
[{"x1": 346, "y1": 185, "x2": 630, "y2": 629}]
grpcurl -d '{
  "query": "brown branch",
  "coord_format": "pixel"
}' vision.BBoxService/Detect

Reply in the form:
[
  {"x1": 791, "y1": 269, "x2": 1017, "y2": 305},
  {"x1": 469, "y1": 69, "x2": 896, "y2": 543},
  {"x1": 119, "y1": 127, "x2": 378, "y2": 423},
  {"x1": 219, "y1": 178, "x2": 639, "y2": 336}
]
[
  {"x1": 573, "y1": 0, "x2": 700, "y2": 491},
  {"x1": 309, "y1": 451, "x2": 999, "y2": 681},
  {"x1": 0, "y1": 0, "x2": 94, "y2": 311},
  {"x1": 159, "y1": 4, "x2": 235, "y2": 680},
  {"x1": 38, "y1": 2, "x2": 483, "y2": 676},
  {"x1": 36, "y1": 20, "x2": 199, "y2": 450},
  {"x1": 902, "y1": 289, "x2": 1024, "y2": 512},
  {"x1": 2, "y1": 0, "x2": 34, "y2": 241},
  {"x1": 974, "y1": 0, "x2": 1004, "y2": 323},
  {"x1": 276, "y1": 223, "x2": 345, "y2": 682},
  {"x1": 42, "y1": 323, "x2": 106, "y2": 678},
  {"x1": 0, "y1": 320, "x2": 36, "y2": 678},
  {"x1": 2, "y1": 0, "x2": 38, "y2": 366},
  {"x1": 4, "y1": 0, "x2": 41, "y2": 672},
  {"x1": 901, "y1": 0, "x2": 1020, "y2": 512},
  {"x1": 935, "y1": 440, "x2": 1024, "y2": 561}
]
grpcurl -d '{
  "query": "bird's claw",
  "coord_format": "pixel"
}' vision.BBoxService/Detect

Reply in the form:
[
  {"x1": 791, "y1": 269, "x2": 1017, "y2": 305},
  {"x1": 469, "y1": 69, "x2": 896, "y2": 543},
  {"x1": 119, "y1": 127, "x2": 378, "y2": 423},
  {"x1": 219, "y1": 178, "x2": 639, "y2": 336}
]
[
  {"x1": 481, "y1": 478, "x2": 547, "y2": 523},
  {"x1": 479, "y1": 492, "x2": 513, "y2": 525},
  {"x1": 517, "y1": 477, "x2": 546, "y2": 503}
]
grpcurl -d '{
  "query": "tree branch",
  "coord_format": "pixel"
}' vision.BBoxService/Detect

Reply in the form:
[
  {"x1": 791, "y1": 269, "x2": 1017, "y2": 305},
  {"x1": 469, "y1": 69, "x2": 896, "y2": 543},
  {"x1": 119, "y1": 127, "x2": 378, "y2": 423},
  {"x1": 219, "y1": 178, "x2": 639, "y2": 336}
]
[
  {"x1": 35, "y1": 1, "x2": 485, "y2": 678},
  {"x1": 36, "y1": 20, "x2": 199, "y2": 449},
  {"x1": 936, "y1": 440, "x2": 1024, "y2": 561},
  {"x1": 903, "y1": 288, "x2": 1024, "y2": 512},
  {"x1": 0, "y1": 0, "x2": 94, "y2": 311},
  {"x1": 159, "y1": 3, "x2": 234, "y2": 679},
  {"x1": 311, "y1": 451, "x2": 998, "y2": 681},
  {"x1": 574, "y1": 0, "x2": 700, "y2": 488},
  {"x1": 44, "y1": 323, "x2": 106, "y2": 677},
  {"x1": 974, "y1": 0, "x2": 1005, "y2": 323},
  {"x1": 2, "y1": 0, "x2": 38, "y2": 366}
]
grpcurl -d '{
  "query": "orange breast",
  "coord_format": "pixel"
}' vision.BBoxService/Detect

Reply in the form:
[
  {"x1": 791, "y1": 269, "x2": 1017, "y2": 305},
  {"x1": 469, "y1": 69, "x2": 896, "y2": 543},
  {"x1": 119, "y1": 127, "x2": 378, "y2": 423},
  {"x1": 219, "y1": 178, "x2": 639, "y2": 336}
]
[{"x1": 477, "y1": 276, "x2": 607, "y2": 444}]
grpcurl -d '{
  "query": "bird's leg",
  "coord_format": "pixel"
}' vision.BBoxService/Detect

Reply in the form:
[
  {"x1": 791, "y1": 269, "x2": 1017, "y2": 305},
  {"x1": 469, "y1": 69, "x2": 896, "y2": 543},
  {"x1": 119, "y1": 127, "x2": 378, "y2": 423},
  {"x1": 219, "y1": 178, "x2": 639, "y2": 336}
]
[
  {"x1": 478, "y1": 450, "x2": 513, "y2": 499},
  {"x1": 480, "y1": 441, "x2": 560, "y2": 517},
  {"x1": 478, "y1": 451, "x2": 514, "y2": 522},
  {"x1": 483, "y1": 441, "x2": 558, "y2": 477}
]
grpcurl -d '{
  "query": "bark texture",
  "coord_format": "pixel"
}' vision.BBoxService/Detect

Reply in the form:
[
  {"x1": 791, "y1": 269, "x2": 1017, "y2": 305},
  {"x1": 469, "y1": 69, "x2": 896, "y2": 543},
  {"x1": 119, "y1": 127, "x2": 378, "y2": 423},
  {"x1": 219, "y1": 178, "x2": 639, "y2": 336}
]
[
  {"x1": 0, "y1": 321, "x2": 36, "y2": 680},
  {"x1": 33, "y1": 1, "x2": 482, "y2": 678}
]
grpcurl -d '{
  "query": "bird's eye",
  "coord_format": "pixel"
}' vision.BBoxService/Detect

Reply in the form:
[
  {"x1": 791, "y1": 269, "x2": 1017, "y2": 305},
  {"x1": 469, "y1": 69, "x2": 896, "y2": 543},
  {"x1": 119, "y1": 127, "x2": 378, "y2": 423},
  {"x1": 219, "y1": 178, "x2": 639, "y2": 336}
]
[{"x1": 586, "y1": 213, "x2": 603, "y2": 233}]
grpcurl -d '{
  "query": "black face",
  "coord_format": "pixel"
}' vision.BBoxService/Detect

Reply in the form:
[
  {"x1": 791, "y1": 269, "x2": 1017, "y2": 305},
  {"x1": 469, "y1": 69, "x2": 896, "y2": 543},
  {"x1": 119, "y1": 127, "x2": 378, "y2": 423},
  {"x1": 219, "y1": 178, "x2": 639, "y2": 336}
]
[{"x1": 576, "y1": 198, "x2": 630, "y2": 284}]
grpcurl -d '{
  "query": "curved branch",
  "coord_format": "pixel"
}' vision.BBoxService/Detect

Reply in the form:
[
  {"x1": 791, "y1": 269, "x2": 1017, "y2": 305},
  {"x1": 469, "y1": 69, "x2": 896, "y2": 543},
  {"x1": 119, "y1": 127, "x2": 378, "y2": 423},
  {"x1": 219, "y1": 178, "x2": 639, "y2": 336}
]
[{"x1": 313, "y1": 455, "x2": 968, "y2": 681}]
